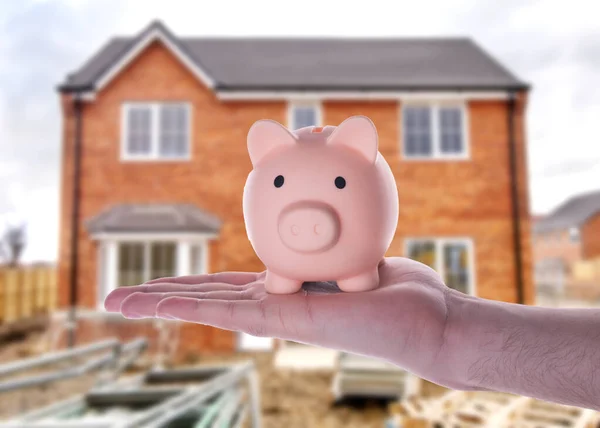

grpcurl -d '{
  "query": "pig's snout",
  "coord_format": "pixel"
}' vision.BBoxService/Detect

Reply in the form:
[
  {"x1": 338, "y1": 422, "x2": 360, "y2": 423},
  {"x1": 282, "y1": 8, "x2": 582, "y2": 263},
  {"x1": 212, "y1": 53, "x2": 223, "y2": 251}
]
[{"x1": 278, "y1": 202, "x2": 340, "y2": 253}]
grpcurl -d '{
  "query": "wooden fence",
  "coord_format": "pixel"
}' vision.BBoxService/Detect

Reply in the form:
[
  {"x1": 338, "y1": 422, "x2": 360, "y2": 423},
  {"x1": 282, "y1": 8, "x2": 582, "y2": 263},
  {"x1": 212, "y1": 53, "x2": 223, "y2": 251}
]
[{"x1": 0, "y1": 265, "x2": 57, "y2": 326}]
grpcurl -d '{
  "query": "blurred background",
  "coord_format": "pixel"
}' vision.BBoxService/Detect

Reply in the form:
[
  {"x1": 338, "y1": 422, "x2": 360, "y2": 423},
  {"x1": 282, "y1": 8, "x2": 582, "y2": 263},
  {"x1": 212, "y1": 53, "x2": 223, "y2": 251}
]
[{"x1": 1, "y1": 0, "x2": 600, "y2": 427}]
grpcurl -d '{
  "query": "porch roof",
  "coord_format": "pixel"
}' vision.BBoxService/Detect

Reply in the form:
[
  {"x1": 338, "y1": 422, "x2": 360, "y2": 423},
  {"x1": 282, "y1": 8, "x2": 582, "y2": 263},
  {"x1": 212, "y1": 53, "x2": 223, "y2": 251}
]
[{"x1": 86, "y1": 203, "x2": 222, "y2": 235}]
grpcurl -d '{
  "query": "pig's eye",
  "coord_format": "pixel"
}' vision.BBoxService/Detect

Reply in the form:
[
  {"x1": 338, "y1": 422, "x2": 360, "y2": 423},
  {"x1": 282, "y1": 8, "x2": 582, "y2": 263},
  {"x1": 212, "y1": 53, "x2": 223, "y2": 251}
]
[
  {"x1": 335, "y1": 176, "x2": 346, "y2": 189},
  {"x1": 274, "y1": 175, "x2": 285, "y2": 188}
]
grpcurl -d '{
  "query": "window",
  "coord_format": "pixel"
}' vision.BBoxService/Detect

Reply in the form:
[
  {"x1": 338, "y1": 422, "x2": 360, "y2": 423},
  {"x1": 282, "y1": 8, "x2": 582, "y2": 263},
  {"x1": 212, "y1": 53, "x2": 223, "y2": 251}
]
[
  {"x1": 98, "y1": 238, "x2": 210, "y2": 308},
  {"x1": 403, "y1": 104, "x2": 468, "y2": 159},
  {"x1": 122, "y1": 103, "x2": 191, "y2": 160},
  {"x1": 568, "y1": 227, "x2": 580, "y2": 242},
  {"x1": 406, "y1": 238, "x2": 474, "y2": 294},
  {"x1": 117, "y1": 241, "x2": 176, "y2": 287},
  {"x1": 288, "y1": 103, "x2": 321, "y2": 130},
  {"x1": 404, "y1": 106, "x2": 432, "y2": 157},
  {"x1": 150, "y1": 242, "x2": 177, "y2": 280}
]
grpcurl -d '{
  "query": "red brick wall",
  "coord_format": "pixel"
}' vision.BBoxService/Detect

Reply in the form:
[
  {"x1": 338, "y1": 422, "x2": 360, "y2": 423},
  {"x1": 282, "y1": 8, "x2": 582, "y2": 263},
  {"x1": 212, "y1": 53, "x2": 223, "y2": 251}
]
[
  {"x1": 57, "y1": 317, "x2": 235, "y2": 361},
  {"x1": 325, "y1": 96, "x2": 533, "y2": 304},
  {"x1": 582, "y1": 213, "x2": 600, "y2": 259},
  {"x1": 59, "y1": 41, "x2": 280, "y2": 310},
  {"x1": 58, "y1": 41, "x2": 279, "y2": 351},
  {"x1": 58, "y1": 40, "x2": 533, "y2": 354}
]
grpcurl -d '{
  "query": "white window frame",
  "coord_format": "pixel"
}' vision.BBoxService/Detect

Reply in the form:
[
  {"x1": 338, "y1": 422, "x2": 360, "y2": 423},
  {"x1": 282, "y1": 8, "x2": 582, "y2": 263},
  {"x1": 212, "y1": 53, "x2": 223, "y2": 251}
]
[
  {"x1": 287, "y1": 101, "x2": 322, "y2": 130},
  {"x1": 404, "y1": 237, "x2": 476, "y2": 295},
  {"x1": 96, "y1": 234, "x2": 211, "y2": 309},
  {"x1": 120, "y1": 102, "x2": 192, "y2": 161},
  {"x1": 400, "y1": 101, "x2": 470, "y2": 161}
]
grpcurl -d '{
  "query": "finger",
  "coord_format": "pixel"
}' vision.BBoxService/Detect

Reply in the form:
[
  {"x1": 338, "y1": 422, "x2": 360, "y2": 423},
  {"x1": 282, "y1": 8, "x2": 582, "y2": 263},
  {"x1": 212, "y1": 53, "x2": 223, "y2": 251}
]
[
  {"x1": 156, "y1": 298, "x2": 274, "y2": 336},
  {"x1": 120, "y1": 292, "x2": 164, "y2": 319},
  {"x1": 120, "y1": 289, "x2": 258, "y2": 319},
  {"x1": 155, "y1": 293, "x2": 361, "y2": 346},
  {"x1": 105, "y1": 282, "x2": 252, "y2": 312},
  {"x1": 145, "y1": 271, "x2": 261, "y2": 286}
]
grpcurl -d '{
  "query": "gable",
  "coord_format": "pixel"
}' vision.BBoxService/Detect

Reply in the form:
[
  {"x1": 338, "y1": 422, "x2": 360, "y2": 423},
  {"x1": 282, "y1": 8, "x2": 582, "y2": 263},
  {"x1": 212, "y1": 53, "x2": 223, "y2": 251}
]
[
  {"x1": 99, "y1": 27, "x2": 215, "y2": 92},
  {"x1": 60, "y1": 21, "x2": 215, "y2": 94}
]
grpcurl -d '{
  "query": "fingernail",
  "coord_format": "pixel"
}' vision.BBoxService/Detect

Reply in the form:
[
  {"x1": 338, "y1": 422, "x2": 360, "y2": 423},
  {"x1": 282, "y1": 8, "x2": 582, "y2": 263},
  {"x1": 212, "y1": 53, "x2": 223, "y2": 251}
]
[
  {"x1": 121, "y1": 293, "x2": 164, "y2": 319},
  {"x1": 104, "y1": 290, "x2": 126, "y2": 312}
]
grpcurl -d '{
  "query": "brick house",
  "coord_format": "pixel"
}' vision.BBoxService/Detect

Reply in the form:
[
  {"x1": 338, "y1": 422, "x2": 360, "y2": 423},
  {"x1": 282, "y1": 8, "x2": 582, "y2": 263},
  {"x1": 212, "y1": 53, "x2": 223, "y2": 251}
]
[
  {"x1": 57, "y1": 20, "x2": 533, "y2": 355},
  {"x1": 533, "y1": 190, "x2": 600, "y2": 295}
]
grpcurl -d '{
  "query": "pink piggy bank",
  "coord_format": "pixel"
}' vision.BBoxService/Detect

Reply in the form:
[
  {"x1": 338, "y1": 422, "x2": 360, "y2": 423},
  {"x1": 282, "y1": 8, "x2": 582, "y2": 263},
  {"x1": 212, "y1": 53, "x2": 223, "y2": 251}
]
[{"x1": 243, "y1": 115, "x2": 399, "y2": 294}]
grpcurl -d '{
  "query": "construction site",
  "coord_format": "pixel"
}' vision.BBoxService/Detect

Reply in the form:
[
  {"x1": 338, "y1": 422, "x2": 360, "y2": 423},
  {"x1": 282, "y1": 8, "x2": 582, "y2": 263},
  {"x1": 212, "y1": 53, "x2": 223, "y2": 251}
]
[{"x1": 1, "y1": 316, "x2": 600, "y2": 428}]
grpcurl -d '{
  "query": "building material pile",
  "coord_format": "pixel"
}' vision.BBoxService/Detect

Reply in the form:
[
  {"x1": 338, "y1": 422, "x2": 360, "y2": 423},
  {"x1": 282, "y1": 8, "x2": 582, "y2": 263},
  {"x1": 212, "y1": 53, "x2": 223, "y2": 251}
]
[
  {"x1": 0, "y1": 338, "x2": 260, "y2": 428},
  {"x1": 386, "y1": 389, "x2": 600, "y2": 428},
  {"x1": 331, "y1": 352, "x2": 420, "y2": 401}
]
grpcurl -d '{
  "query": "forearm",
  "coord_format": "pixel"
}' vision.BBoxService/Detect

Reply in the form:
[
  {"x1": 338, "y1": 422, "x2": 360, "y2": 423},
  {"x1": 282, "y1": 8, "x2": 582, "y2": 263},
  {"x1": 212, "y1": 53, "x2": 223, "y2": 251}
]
[{"x1": 443, "y1": 289, "x2": 600, "y2": 410}]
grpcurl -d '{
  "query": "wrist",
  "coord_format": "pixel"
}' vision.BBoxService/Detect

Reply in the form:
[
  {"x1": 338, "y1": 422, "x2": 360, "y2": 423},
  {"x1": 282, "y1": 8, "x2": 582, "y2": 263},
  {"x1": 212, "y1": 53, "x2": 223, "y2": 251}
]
[{"x1": 431, "y1": 288, "x2": 494, "y2": 391}]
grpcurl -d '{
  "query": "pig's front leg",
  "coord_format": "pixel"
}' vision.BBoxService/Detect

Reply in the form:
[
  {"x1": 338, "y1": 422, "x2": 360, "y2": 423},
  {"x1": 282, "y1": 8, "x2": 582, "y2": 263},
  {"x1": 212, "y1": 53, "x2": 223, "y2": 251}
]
[
  {"x1": 337, "y1": 268, "x2": 379, "y2": 292},
  {"x1": 264, "y1": 270, "x2": 304, "y2": 294}
]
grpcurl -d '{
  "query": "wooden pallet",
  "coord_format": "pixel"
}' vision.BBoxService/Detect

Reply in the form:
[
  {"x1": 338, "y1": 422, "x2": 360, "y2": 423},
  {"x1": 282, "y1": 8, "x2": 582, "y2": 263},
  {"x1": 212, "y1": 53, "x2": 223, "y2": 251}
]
[
  {"x1": 388, "y1": 390, "x2": 600, "y2": 428},
  {"x1": 505, "y1": 399, "x2": 600, "y2": 428}
]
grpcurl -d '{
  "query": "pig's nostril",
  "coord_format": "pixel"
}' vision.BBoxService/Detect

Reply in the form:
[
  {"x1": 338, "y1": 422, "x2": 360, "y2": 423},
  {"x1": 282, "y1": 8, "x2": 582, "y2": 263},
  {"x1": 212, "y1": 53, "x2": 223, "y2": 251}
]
[
  {"x1": 314, "y1": 224, "x2": 321, "y2": 235},
  {"x1": 291, "y1": 225, "x2": 299, "y2": 236}
]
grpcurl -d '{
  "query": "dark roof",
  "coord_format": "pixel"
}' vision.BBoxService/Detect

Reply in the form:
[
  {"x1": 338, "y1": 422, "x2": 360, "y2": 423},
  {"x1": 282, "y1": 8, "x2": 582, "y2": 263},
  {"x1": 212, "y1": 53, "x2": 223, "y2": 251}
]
[
  {"x1": 86, "y1": 203, "x2": 222, "y2": 234},
  {"x1": 59, "y1": 20, "x2": 528, "y2": 93},
  {"x1": 534, "y1": 190, "x2": 600, "y2": 233}
]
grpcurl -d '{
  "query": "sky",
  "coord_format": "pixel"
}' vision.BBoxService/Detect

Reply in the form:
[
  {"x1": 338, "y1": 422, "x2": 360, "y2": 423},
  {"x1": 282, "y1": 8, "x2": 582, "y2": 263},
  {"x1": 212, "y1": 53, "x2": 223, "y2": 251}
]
[{"x1": 0, "y1": 0, "x2": 599, "y2": 262}]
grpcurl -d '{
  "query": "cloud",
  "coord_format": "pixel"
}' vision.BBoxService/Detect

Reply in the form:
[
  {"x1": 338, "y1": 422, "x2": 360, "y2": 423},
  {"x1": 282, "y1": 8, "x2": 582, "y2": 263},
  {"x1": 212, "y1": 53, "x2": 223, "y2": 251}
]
[{"x1": 0, "y1": 0, "x2": 123, "y2": 261}]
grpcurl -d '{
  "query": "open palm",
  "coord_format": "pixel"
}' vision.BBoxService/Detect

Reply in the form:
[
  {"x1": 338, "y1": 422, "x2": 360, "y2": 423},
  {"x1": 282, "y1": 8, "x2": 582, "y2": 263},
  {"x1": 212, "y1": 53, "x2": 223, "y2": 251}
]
[{"x1": 105, "y1": 257, "x2": 455, "y2": 386}]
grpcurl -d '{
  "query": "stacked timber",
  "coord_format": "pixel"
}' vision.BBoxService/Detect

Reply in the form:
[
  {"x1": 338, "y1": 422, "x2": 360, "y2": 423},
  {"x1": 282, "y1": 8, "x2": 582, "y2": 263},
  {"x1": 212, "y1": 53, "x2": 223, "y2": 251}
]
[
  {"x1": 387, "y1": 389, "x2": 600, "y2": 428},
  {"x1": 504, "y1": 399, "x2": 600, "y2": 428}
]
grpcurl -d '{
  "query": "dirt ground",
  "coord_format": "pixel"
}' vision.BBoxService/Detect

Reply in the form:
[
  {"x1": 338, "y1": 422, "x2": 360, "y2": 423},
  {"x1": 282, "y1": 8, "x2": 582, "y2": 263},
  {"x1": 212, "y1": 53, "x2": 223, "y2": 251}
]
[
  {"x1": 0, "y1": 332, "x2": 441, "y2": 427},
  {"x1": 189, "y1": 352, "x2": 391, "y2": 428}
]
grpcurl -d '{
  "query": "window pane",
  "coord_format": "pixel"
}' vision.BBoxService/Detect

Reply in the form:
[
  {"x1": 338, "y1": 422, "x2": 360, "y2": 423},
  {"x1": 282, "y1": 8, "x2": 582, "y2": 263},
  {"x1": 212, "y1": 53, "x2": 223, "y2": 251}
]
[
  {"x1": 443, "y1": 242, "x2": 470, "y2": 294},
  {"x1": 118, "y1": 243, "x2": 145, "y2": 287},
  {"x1": 292, "y1": 106, "x2": 317, "y2": 129},
  {"x1": 150, "y1": 242, "x2": 177, "y2": 280},
  {"x1": 406, "y1": 240, "x2": 436, "y2": 269},
  {"x1": 159, "y1": 104, "x2": 189, "y2": 158},
  {"x1": 439, "y1": 107, "x2": 464, "y2": 154},
  {"x1": 404, "y1": 107, "x2": 432, "y2": 156},
  {"x1": 126, "y1": 107, "x2": 152, "y2": 156},
  {"x1": 190, "y1": 244, "x2": 204, "y2": 274}
]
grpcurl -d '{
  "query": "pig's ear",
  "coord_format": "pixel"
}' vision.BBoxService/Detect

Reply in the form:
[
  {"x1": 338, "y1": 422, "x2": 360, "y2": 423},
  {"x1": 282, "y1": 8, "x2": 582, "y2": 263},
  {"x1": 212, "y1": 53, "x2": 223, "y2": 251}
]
[
  {"x1": 327, "y1": 115, "x2": 378, "y2": 164},
  {"x1": 247, "y1": 119, "x2": 296, "y2": 167}
]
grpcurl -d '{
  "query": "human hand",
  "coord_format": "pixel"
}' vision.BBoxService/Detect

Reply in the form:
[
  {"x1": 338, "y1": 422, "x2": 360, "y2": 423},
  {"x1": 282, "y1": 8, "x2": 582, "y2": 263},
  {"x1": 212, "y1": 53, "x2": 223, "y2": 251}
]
[
  {"x1": 105, "y1": 257, "x2": 466, "y2": 389},
  {"x1": 106, "y1": 258, "x2": 600, "y2": 410}
]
